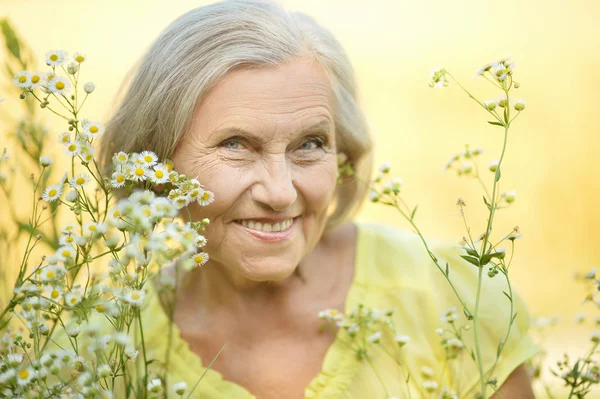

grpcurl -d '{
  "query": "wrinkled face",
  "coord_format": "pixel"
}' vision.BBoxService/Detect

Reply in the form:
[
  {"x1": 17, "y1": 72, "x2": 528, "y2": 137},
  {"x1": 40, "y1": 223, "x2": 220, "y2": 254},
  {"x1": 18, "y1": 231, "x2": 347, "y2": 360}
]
[{"x1": 172, "y1": 57, "x2": 338, "y2": 283}]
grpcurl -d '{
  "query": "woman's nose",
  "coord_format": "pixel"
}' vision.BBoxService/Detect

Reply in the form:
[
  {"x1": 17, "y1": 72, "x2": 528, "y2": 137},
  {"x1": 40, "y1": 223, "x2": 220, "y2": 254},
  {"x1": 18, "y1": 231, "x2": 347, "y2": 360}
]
[{"x1": 251, "y1": 157, "x2": 297, "y2": 212}]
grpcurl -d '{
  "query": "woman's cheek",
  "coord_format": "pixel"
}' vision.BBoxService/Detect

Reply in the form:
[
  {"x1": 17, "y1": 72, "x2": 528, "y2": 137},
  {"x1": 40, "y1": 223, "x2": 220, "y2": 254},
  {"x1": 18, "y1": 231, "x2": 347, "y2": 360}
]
[{"x1": 294, "y1": 162, "x2": 337, "y2": 208}]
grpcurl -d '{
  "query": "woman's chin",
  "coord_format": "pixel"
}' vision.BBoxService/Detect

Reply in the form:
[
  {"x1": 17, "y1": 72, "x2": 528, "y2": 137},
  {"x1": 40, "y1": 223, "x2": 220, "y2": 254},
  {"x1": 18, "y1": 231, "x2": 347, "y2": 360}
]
[{"x1": 237, "y1": 263, "x2": 298, "y2": 283}]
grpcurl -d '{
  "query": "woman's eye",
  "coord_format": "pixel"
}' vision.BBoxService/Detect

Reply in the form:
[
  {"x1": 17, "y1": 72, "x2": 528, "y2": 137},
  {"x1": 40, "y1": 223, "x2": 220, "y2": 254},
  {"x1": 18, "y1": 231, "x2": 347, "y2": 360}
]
[
  {"x1": 300, "y1": 137, "x2": 325, "y2": 150},
  {"x1": 221, "y1": 138, "x2": 245, "y2": 150}
]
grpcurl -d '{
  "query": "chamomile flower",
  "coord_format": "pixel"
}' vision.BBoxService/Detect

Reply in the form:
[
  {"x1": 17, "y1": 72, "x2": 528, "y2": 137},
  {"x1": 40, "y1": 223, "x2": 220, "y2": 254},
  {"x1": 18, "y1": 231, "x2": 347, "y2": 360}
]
[
  {"x1": 148, "y1": 164, "x2": 169, "y2": 184},
  {"x1": 72, "y1": 52, "x2": 87, "y2": 63},
  {"x1": 45, "y1": 49, "x2": 68, "y2": 66},
  {"x1": 44, "y1": 286, "x2": 64, "y2": 302},
  {"x1": 123, "y1": 289, "x2": 145, "y2": 307},
  {"x1": 56, "y1": 246, "x2": 76, "y2": 262},
  {"x1": 64, "y1": 141, "x2": 81, "y2": 157},
  {"x1": 83, "y1": 222, "x2": 107, "y2": 236},
  {"x1": 191, "y1": 252, "x2": 209, "y2": 268},
  {"x1": 81, "y1": 119, "x2": 105, "y2": 139},
  {"x1": 197, "y1": 190, "x2": 214, "y2": 206},
  {"x1": 514, "y1": 98, "x2": 526, "y2": 111},
  {"x1": 64, "y1": 291, "x2": 83, "y2": 307},
  {"x1": 139, "y1": 151, "x2": 158, "y2": 167},
  {"x1": 58, "y1": 131, "x2": 71, "y2": 144},
  {"x1": 503, "y1": 190, "x2": 517, "y2": 204},
  {"x1": 152, "y1": 197, "x2": 178, "y2": 218},
  {"x1": 68, "y1": 173, "x2": 91, "y2": 189},
  {"x1": 47, "y1": 76, "x2": 71, "y2": 95},
  {"x1": 473, "y1": 62, "x2": 494, "y2": 78},
  {"x1": 318, "y1": 308, "x2": 343, "y2": 321},
  {"x1": 367, "y1": 331, "x2": 382, "y2": 343},
  {"x1": 172, "y1": 195, "x2": 190, "y2": 209},
  {"x1": 395, "y1": 335, "x2": 410, "y2": 347},
  {"x1": 128, "y1": 164, "x2": 148, "y2": 182},
  {"x1": 113, "y1": 151, "x2": 129, "y2": 164},
  {"x1": 483, "y1": 99, "x2": 498, "y2": 111},
  {"x1": 422, "y1": 380, "x2": 439, "y2": 392},
  {"x1": 61, "y1": 223, "x2": 77, "y2": 234},
  {"x1": 13, "y1": 71, "x2": 31, "y2": 89},
  {"x1": 65, "y1": 189, "x2": 78, "y2": 202},
  {"x1": 111, "y1": 171, "x2": 128, "y2": 188},
  {"x1": 421, "y1": 366, "x2": 435, "y2": 378},
  {"x1": 42, "y1": 184, "x2": 63, "y2": 202},
  {"x1": 84, "y1": 81, "x2": 96, "y2": 93},
  {"x1": 124, "y1": 346, "x2": 139, "y2": 361},
  {"x1": 16, "y1": 367, "x2": 34, "y2": 386},
  {"x1": 440, "y1": 307, "x2": 459, "y2": 323}
]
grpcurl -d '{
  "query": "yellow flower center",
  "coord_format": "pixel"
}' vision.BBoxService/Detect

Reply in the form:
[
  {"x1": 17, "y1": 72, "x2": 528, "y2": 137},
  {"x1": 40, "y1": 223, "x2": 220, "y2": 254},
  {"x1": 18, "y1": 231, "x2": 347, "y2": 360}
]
[
  {"x1": 61, "y1": 250, "x2": 71, "y2": 257},
  {"x1": 89, "y1": 126, "x2": 98, "y2": 134},
  {"x1": 118, "y1": 155, "x2": 127, "y2": 161},
  {"x1": 32, "y1": 75, "x2": 40, "y2": 83},
  {"x1": 51, "y1": 290, "x2": 60, "y2": 299},
  {"x1": 166, "y1": 163, "x2": 173, "y2": 171},
  {"x1": 48, "y1": 189, "x2": 57, "y2": 197},
  {"x1": 76, "y1": 177, "x2": 85, "y2": 185},
  {"x1": 135, "y1": 168, "x2": 145, "y2": 177},
  {"x1": 76, "y1": 55, "x2": 85, "y2": 62},
  {"x1": 19, "y1": 369, "x2": 29, "y2": 380},
  {"x1": 201, "y1": 192, "x2": 210, "y2": 200},
  {"x1": 84, "y1": 153, "x2": 93, "y2": 162},
  {"x1": 65, "y1": 236, "x2": 74, "y2": 243},
  {"x1": 143, "y1": 209, "x2": 151, "y2": 216},
  {"x1": 155, "y1": 170, "x2": 164, "y2": 178},
  {"x1": 18, "y1": 75, "x2": 27, "y2": 83},
  {"x1": 55, "y1": 81, "x2": 65, "y2": 90},
  {"x1": 70, "y1": 297, "x2": 78, "y2": 305},
  {"x1": 68, "y1": 144, "x2": 77, "y2": 152},
  {"x1": 96, "y1": 304, "x2": 105, "y2": 313},
  {"x1": 116, "y1": 175, "x2": 125, "y2": 183},
  {"x1": 194, "y1": 255, "x2": 204, "y2": 264},
  {"x1": 61, "y1": 136, "x2": 69, "y2": 143},
  {"x1": 144, "y1": 155, "x2": 153, "y2": 162},
  {"x1": 88, "y1": 225, "x2": 97, "y2": 231},
  {"x1": 50, "y1": 54, "x2": 59, "y2": 61},
  {"x1": 113, "y1": 210, "x2": 122, "y2": 217},
  {"x1": 131, "y1": 292, "x2": 140, "y2": 300}
]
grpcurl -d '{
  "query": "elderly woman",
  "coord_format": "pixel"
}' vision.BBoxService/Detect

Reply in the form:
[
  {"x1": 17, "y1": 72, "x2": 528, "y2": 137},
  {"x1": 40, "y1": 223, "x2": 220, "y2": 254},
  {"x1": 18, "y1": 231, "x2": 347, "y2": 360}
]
[{"x1": 100, "y1": 0, "x2": 539, "y2": 398}]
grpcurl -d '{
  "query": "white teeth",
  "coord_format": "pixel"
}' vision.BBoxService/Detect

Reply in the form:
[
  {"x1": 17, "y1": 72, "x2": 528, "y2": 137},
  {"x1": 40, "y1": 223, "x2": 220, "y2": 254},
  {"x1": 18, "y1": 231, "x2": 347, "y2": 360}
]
[{"x1": 240, "y1": 218, "x2": 293, "y2": 232}]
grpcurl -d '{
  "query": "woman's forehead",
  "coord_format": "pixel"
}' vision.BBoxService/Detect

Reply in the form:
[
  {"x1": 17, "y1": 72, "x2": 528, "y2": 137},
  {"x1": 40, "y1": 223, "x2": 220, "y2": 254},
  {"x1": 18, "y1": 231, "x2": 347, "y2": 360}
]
[{"x1": 194, "y1": 58, "x2": 334, "y2": 130}]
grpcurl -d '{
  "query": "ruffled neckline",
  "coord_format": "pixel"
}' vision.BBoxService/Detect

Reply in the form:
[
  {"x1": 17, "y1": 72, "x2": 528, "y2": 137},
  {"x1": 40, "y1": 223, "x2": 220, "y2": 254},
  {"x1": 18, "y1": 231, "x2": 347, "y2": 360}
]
[{"x1": 143, "y1": 221, "x2": 368, "y2": 398}]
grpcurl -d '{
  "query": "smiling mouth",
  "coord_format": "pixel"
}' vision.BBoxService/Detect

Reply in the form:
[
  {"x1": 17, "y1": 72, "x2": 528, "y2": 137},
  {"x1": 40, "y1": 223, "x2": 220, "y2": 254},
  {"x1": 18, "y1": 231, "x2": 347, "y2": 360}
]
[{"x1": 234, "y1": 218, "x2": 295, "y2": 233}]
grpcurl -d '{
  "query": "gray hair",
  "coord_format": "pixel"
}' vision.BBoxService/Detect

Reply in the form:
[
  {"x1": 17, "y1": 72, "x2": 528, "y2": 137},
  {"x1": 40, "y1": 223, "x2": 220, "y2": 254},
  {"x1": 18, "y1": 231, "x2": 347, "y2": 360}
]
[{"x1": 100, "y1": 0, "x2": 373, "y2": 231}]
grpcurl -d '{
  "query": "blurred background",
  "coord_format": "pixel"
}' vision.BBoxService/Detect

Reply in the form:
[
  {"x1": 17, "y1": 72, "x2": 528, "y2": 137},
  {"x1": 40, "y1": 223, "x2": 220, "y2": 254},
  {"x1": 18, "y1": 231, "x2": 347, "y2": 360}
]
[{"x1": 1, "y1": 0, "x2": 598, "y2": 396}]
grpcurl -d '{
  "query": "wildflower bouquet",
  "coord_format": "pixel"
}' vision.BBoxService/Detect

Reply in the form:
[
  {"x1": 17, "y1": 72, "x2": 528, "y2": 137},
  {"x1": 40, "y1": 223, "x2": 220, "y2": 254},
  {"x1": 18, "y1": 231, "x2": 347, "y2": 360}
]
[{"x1": 0, "y1": 28, "x2": 216, "y2": 398}]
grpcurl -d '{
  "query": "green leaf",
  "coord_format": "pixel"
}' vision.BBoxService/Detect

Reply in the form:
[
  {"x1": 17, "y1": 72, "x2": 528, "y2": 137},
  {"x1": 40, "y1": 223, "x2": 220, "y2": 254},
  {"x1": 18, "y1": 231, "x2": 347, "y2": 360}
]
[
  {"x1": 411, "y1": 205, "x2": 418, "y2": 220},
  {"x1": 0, "y1": 19, "x2": 21, "y2": 60},
  {"x1": 495, "y1": 167, "x2": 501, "y2": 182},
  {"x1": 503, "y1": 107, "x2": 509, "y2": 124},
  {"x1": 496, "y1": 340, "x2": 505, "y2": 356},
  {"x1": 482, "y1": 195, "x2": 492, "y2": 211},
  {"x1": 487, "y1": 121, "x2": 504, "y2": 127},
  {"x1": 445, "y1": 262, "x2": 449, "y2": 277},
  {"x1": 511, "y1": 312, "x2": 518, "y2": 324},
  {"x1": 502, "y1": 291, "x2": 511, "y2": 301},
  {"x1": 465, "y1": 248, "x2": 478, "y2": 257},
  {"x1": 460, "y1": 255, "x2": 480, "y2": 267},
  {"x1": 480, "y1": 254, "x2": 493, "y2": 266}
]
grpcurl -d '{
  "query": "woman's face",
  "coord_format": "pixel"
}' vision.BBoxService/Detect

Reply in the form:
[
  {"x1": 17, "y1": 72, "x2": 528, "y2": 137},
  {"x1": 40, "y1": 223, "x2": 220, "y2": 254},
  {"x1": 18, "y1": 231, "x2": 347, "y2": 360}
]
[{"x1": 172, "y1": 57, "x2": 338, "y2": 284}]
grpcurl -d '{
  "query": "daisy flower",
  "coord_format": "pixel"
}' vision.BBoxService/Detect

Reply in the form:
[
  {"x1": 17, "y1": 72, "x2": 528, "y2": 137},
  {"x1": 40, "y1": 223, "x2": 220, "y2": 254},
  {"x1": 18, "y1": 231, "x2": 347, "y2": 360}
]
[
  {"x1": 503, "y1": 190, "x2": 517, "y2": 204},
  {"x1": 128, "y1": 164, "x2": 148, "y2": 182},
  {"x1": 44, "y1": 286, "x2": 64, "y2": 302},
  {"x1": 197, "y1": 190, "x2": 214, "y2": 206},
  {"x1": 79, "y1": 144, "x2": 95, "y2": 163},
  {"x1": 16, "y1": 367, "x2": 34, "y2": 386},
  {"x1": 192, "y1": 252, "x2": 209, "y2": 268},
  {"x1": 47, "y1": 76, "x2": 71, "y2": 95},
  {"x1": 147, "y1": 378, "x2": 162, "y2": 393},
  {"x1": 61, "y1": 223, "x2": 77, "y2": 234},
  {"x1": 514, "y1": 98, "x2": 526, "y2": 111},
  {"x1": 113, "y1": 151, "x2": 129, "y2": 164},
  {"x1": 422, "y1": 381, "x2": 439, "y2": 392},
  {"x1": 473, "y1": 62, "x2": 493, "y2": 78},
  {"x1": 318, "y1": 308, "x2": 343, "y2": 321},
  {"x1": 81, "y1": 119, "x2": 105, "y2": 139},
  {"x1": 58, "y1": 131, "x2": 71, "y2": 144},
  {"x1": 171, "y1": 195, "x2": 190, "y2": 209},
  {"x1": 42, "y1": 184, "x2": 63, "y2": 202},
  {"x1": 64, "y1": 141, "x2": 81, "y2": 157},
  {"x1": 367, "y1": 331, "x2": 382, "y2": 343},
  {"x1": 64, "y1": 291, "x2": 82, "y2": 307},
  {"x1": 139, "y1": 151, "x2": 158, "y2": 167},
  {"x1": 148, "y1": 164, "x2": 170, "y2": 184},
  {"x1": 123, "y1": 289, "x2": 146, "y2": 307},
  {"x1": 421, "y1": 366, "x2": 435, "y2": 378},
  {"x1": 84, "y1": 81, "x2": 96, "y2": 93},
  {"x1": 68, "y1": 173, "x2": 91, "y2": 189},
  {"x1": 45, "y1": 49, "x2": 68, "y2": 66},
  {"x1": 13, "y1": 71, "x2": 31, "y2": 89},
  {"x1": 72, "y1": 52, "x2": 86, "y2": 63},
  {"x1": 83, "y1": 222, "x2": 107, "y2": 236},
  {"x1": 395, "y1": 334, "x2": 410, "y2": 347},
  {"x1": 111, "y1": 171, "x2": 128, "y2": 188},
  {"x1": 65, "y1": 189, "x2": 78, "y2": 202}
]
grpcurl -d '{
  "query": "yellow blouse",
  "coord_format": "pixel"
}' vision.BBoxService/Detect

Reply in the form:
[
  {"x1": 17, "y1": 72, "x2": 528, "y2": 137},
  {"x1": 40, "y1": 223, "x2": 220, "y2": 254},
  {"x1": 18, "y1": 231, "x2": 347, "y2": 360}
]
[{"x1": 137, "y1": 222, "x2": 541, "y2": 398}]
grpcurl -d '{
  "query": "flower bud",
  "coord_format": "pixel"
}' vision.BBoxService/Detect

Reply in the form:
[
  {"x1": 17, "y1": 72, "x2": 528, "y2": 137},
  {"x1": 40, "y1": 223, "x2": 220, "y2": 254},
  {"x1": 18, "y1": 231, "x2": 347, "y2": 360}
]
[
  {"x1": 484, "y1": 99, "x2": 498, "y2": 111},
  {"x1": 503, "y1": 190, "x2": 516, "y2": 203},
  {"x1": 65, "y1": 190, "x2": 78, "y2": 202},
  {"x1": 488, "y1": 160, "x2": 499, "y2": 172},
  {"x1": 39, "y1": 156, "x2": 53, "y2": 167},
  {"x1": 514, "y1": 98, "x2": 526, "y2": 111},
  {"x1": 84, "y1": 81, "x2": 96, "y2": 94},
  {"x1": 514, "y1": 82, "x2": 520, "y2": 88}
]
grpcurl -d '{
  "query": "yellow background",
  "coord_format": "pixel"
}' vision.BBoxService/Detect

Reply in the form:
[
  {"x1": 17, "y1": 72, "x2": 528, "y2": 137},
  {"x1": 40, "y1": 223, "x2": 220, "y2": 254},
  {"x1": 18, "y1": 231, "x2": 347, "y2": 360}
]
[{"x1": 1, "y1": 0, "x2": 599, "y2": 395}]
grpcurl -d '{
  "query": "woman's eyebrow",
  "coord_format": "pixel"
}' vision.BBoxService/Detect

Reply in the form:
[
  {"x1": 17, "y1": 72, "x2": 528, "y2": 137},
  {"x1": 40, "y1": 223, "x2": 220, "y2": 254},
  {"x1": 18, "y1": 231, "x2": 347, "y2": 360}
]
[{"x1": 210, "y1": 119, "x2": 333, "y2": 142}]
